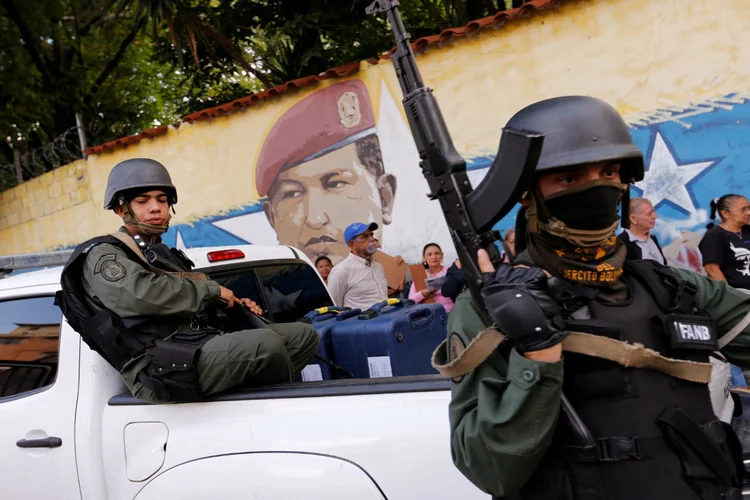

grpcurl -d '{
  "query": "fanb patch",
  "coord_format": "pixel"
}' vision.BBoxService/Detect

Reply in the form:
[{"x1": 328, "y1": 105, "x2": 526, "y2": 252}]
[
  {"x1": 94, "y1": 254, "x2": 126, "y2": 282},
  {"x1": 665, "y1": 314, "x2": 718, "y2": 351},
  {"x1": 449, "y1": 333, "x2": 467, "y2": 383}
]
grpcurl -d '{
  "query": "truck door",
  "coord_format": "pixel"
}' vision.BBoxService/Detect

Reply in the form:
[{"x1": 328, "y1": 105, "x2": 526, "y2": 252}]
[
  {"x1": 0, "y1": 293, "x2": 81, "y2": 500},
  {"x1": 134, "y1": 452, "x2": 387, "y2": 500}
]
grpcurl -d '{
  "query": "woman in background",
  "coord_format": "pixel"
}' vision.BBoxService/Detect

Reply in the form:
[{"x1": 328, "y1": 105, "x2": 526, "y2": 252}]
[
  {"x1": 408, "y1": 243, "x2": 454, "y2": 313},
  {"x1": 315, "y1": 256, "x2": 333, "y2": 285},
  {"x1": 699, "y1": 194, "x2": 750, "y2": 289},
  {"x1": 699, "y1": 194, "x2": 750, "y2": 389}
]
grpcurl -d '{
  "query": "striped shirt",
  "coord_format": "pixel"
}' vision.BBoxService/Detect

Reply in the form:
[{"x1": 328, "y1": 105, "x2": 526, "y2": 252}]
[{"x1": 327, "y1": 252, "x2": 388, "y2": 310}]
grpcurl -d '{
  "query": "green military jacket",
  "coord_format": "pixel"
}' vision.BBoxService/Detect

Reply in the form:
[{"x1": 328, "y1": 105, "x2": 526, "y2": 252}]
[
  {"x1": 447, "y1": 257, "x2": 750, "y2": 497},
  {"x1": 81, "y1": 232, "x2": 221, "y2": 396}
]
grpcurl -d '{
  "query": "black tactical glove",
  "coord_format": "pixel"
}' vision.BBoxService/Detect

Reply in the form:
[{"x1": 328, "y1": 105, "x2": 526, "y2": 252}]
[{"x1": 480, "y1": 265, "x2": 570, "y2": 352}]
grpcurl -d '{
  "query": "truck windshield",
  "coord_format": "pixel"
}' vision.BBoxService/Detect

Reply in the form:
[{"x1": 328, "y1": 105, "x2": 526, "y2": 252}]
[{"x1": 209, "y1": 261, "x2": 333, "y2": 323}]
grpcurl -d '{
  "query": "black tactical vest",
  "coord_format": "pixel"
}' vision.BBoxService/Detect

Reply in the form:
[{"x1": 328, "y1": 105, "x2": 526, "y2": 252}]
[
  {"x1": 57, "y1": 234, "x2": 217, "y2": 402},
  {"x1": 514, "y1": 261, "x2": 744, "y2": 500}
]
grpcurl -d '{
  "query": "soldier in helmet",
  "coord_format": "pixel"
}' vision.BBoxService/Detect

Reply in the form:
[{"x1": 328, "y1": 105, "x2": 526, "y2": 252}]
[
  {"x1": 444, "y1": 96, "x2": 750, "y2": 499},
  {"x1": 58, "y1": 158, "x2": 319, "y2": 403}
]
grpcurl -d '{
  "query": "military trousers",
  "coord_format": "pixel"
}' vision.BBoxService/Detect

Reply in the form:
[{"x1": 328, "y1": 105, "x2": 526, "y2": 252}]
[{"x1": 131, "y1": 322, "x2": 319, "y2": 403}]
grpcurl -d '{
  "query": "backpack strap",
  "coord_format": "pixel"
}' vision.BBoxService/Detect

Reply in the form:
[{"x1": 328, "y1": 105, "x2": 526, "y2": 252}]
[{"x1": 109, "y1": 231, "x2": 208, "y2": 281}]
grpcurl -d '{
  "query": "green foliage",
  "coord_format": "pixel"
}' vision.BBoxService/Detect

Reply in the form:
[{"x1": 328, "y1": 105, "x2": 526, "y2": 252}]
[
  {"x1": 0, "y1": 0, "x2": 531, "y2": 190},
  {"x1": 0, "y1": 0, "x2": 190, "y2": 189}
]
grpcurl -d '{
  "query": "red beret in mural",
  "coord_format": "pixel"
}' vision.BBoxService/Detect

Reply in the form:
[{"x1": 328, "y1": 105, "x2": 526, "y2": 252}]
[{"x1": 256, "y1": 79, "x2": 376, "y2": 197}]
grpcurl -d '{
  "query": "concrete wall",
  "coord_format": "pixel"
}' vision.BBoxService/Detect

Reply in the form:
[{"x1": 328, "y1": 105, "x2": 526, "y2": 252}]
[
  {"x1": 2, "y1": 0, "x2": 749, "y2": 272},
  {"x1": 0, "y1": 160, "x2": 91, "y2": 252}
]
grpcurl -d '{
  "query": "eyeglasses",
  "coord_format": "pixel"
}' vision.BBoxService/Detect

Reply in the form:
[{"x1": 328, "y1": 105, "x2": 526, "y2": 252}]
[{"x1": 353, "y1": 232, "x2": 374, "y2": 242}]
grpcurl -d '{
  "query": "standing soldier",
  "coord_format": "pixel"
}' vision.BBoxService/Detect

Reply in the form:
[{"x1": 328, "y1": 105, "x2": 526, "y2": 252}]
[
  {"x1": 58, "y1": 158, "x2": 319, "y2": 403},
  {"x1": 441, "y1": 96, "x2": 748, "y2": 499}
]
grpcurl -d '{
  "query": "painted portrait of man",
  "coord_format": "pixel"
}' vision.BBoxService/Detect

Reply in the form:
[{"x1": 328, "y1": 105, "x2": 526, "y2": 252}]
[{"x1": 256, "y1": 79, "x2": 398, "y2": 265}]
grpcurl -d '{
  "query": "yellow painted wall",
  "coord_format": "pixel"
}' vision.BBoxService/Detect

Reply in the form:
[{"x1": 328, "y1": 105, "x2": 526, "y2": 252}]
[
  {"x1": 1, "y1": 0, "x2": 749, "y2": 269},
  {"x1": 0, "y1": 160, "x2": 91, "y2": 251}
]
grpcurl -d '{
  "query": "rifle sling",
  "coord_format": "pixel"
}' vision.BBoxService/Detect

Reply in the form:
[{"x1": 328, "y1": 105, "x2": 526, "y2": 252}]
[{"x1": 432, "y1": 328, "x2": 712, "y2": 384}]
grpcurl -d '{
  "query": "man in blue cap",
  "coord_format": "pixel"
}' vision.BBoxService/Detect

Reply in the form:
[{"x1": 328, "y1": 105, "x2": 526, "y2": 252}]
[{"x1": 326, "y1": 222, "x2": 388, "y2": 309}]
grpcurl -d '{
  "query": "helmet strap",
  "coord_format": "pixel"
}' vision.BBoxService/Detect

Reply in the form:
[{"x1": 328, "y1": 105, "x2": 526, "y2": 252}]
[
  {"x1": 620, "y1": 189, "x2": 631, "y2": 229},
  {"x1": 542, "y1": 218, "x2": 620, "y2": 248},
  {"x1": 119, "y1": 198, "x2": 171, "y2": 236},
  {"x1": 525, "y1": 186, "x2": 550, "y2": 234}
]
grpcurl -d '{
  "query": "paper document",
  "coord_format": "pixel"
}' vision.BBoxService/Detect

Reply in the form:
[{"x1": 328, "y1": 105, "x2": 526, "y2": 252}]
[
  {"x1": 368, "y1": 356, "x2": 393, "y2": 378},
  {"x1": 409, "y1": 264, "x2": 435, "y2": 304},
  {"x1": 301, "y1": 364, "x2": 323, "y2": 382},
  {"x1": 425, "y1": 275, "x2": 446, "y2": 291}
]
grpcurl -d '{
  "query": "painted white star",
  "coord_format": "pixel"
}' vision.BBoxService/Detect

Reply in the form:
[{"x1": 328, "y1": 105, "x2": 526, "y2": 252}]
[
  {"x1": 212, "y1": 211, "x2": 279, "y2": 246},
  {"x1": 175, "y1": 229, "x2": 187, "y2": 251},
  {"x1": 264, "y1": 285, "x2": 303, "y2": 312},
  {"x1": 636, "y1": 132, "x2": 715, "y2": 215}
]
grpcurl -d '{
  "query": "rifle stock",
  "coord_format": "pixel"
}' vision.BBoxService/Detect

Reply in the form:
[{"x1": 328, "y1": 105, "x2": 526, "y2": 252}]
[{"x1": 366, "y1": 0, "x2": 596, "y2": 448}]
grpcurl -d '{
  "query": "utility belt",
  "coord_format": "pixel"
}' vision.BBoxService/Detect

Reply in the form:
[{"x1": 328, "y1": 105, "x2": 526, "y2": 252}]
[
  {"x1": 85, "y1": 309, "x2": 219, "y2": 402},
  {"x1": 137, "y1": 324, "x2": 220, "y2": 403},
  {"x1": 490, "y1": 410, "x2": 744, "y2": 500},
  {"x1": 562, "y1": 407, "x2": 744, "y2": 500},
  {"x1": 134, "y1": 306, "x2": 265, "y2": 402}
]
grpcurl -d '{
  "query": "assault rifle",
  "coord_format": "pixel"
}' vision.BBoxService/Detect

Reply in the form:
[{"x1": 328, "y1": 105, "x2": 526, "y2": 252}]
[
  {"x1": 365, "y1": 0, "x2": 596, "y2": 448},
  {"x1": 365, "y1": 0, "x2": 540, "y2": 316}
]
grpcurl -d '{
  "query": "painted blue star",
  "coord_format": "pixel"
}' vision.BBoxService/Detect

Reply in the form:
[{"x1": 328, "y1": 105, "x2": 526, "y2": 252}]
[{"x1": 634, "y1": 132, "x2": 717, "y2": 215}]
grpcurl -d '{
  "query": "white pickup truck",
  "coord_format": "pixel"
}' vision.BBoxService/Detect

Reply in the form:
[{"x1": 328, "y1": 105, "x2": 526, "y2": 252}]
[{"x1": 0, "y1": 244, "x2": 487, "y2": 500}]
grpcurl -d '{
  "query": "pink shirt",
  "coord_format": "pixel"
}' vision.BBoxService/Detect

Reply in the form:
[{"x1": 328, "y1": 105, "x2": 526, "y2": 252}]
[{"x1": 408, "y1": 265, "x2": 454, "y2": 313}]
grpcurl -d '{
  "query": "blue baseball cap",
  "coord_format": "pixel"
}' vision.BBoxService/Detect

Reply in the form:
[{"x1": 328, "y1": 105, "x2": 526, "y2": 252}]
[{"x1": 344, "y1": 222, "x2": 378, "y2": 243}]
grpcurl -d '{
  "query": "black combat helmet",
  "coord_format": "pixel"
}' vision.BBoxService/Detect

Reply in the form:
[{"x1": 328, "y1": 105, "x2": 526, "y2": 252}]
[
  {"x1": 103, "y1": 158, "x2": 178, "y2": 209},
  {"x1": 508, "y1": 96, "x2": 644, "y2": 253},
  {"x1": 507, "y1": 96, "x2": 644, "y2": 183}
]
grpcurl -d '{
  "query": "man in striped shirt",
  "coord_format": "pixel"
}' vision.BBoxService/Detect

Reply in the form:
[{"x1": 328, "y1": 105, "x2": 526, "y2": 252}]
[{"x1": 327, "y1": 222, "x2": 388, "y2": 310}]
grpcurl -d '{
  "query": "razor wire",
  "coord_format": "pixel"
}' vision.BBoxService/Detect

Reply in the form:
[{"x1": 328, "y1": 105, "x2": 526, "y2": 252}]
[{"x1": 0, "y1": 126, "x2": 99, "y2": 186}]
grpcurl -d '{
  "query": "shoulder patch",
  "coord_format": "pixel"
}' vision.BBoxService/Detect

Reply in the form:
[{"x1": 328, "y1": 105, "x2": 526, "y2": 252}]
[
  {"x1": 93, "y1": 253, "x2": 115, "y2": 273},
  {"x1": 95, "y1": 254, "x2": 126, "y2": 282},
  {"x1": 449, "y1": 333, "x2": 467, "y2": 383}
]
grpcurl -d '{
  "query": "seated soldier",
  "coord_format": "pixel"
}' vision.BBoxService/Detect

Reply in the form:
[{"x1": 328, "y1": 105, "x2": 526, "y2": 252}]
[{"x1": 59, "y1": 158, "x2": 319, "y2": 403}]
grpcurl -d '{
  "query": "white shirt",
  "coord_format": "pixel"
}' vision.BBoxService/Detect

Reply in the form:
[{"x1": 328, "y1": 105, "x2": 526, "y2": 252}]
[
  {"x1": 327, "y1": 253, "x2": 388, "y2": 310},
  {"x1": 625, "y1": 229, "x2": 666, "y2": 265}
]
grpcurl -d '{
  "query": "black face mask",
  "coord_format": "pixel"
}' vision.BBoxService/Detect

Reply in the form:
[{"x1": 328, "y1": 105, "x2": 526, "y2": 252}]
[{"x1": 542, "y1": 181, "x2": 626, "y2": 231}]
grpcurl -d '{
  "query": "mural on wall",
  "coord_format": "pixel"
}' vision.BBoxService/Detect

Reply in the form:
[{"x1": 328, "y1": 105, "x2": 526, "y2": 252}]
[
  {"x1": 160, "y1": 77, "x2": 475, "y2": 265},
  {"x1": 157, "y1": 87, "x2": 750, "y2": 271},
  {"x1": 629, "y1": 92, "x2": 750, "y2": 273},
  {"x1": 256, "y1": 79, "x2": 396, "y2": 266},
  {"x1": 3, "y1": 0, "x2": 750, "y2": 264}
]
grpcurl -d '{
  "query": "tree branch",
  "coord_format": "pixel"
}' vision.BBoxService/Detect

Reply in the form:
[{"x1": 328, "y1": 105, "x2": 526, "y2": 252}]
[
  {"x1": 84, "y1": 16, "x2": 146, "y2": 106},
  {"x1": 2, "y1": 0, "x2": 54, "y2": 89},
  {"x1": 200, "y1": 22, "x2": 273, "y2": 88},
  {"x1": 79, "y1": 10, "x2": 114, "y2": 36}
]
